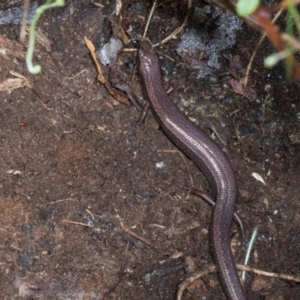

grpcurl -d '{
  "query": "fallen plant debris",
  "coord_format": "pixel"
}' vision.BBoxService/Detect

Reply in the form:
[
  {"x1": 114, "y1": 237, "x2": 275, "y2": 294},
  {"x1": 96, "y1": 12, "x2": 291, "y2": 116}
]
[{"x1": 212, "y1": 0, "x2": 300, "y2": 80}]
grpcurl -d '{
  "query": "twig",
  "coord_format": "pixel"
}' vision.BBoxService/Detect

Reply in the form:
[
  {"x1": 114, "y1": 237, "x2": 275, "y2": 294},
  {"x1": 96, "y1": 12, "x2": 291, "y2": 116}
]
[
  {"x1": 120, "y1": 220, "x2": 158, "y2": 250},
  {"x1": 153, "y1": 0, "x2": 192, "y2": 47},
  {"x1": 62, "y1": 219, "x2": 93, "y2": 227},
  {"x1": 84, "y1": 36, "x2": 130, "y2": 106},
  {"x1": 86, "y1": 209, "x2": 95, "y2": 220},
  {"x1": 20, "y1": 0, "x2": 30, "y2": 42},
  {"x1": 177, "y1": 263, "x2": 300, "y2": 299},
  {"x1": 177, "y1": 265, "x2": 217, "y2": 300},
  {"x1": 143, "y1": 0, "x2": 158, "y2": 38},
  {"x1": 47, "y1": 197, "x2": 76, "y2": 204},
  {"x1": 244, "y1": 9, "x2": 283, "y2": 89}
]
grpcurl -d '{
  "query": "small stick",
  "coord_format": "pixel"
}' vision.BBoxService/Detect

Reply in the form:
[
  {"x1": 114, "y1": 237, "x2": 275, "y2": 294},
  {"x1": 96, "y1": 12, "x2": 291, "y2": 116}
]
[
  {"x1": 120, "y1": 220, "x2": 158, "y2": 251},
  {"x1": 177, "y1": 263, "x2": 300, "y2": 300},
  {"x1": 61, "y1": 219, "x2": 93, "y2": 227},
  {"x1": 153, "y1": 0, "x2": 192, "y2": 47},
  {"x1": 143, "y1": 0, "x2": 158, "y2": 38},
  {"x1": 244, "y1": 9, "x2": 283, "y2": 89}
]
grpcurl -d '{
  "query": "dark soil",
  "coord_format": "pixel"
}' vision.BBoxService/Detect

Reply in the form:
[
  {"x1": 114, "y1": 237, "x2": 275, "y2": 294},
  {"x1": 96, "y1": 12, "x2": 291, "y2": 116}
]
[{"x1": 0, "y1": 1, "x2": 300, "y2": 299}]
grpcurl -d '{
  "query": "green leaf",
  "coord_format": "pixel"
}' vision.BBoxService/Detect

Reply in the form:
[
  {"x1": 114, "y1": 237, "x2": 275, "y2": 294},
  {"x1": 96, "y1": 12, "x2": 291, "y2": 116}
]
[{"x1": 236, "y1": 0, "x2": 260, "y2": 17}]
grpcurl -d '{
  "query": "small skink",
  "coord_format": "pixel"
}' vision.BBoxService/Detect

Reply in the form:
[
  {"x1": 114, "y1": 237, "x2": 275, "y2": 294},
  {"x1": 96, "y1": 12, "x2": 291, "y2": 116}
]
[{"x1": 138, "y1": 40, "x2": 246, "y2": 300}]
